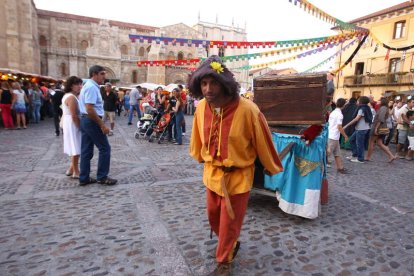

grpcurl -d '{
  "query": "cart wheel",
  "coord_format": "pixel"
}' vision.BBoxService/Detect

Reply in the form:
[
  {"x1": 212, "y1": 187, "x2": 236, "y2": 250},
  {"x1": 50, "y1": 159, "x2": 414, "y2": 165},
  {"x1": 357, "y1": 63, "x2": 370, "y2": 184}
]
[
  {"x1": 157, "y1": 140, "x2": 162, "y2": 144},
  {"x1": 134, "y1": 133, "x2": 140, "y2": 139},
  {"x1": 148, "y1": 137, "x2": 153, "y2": 143}
]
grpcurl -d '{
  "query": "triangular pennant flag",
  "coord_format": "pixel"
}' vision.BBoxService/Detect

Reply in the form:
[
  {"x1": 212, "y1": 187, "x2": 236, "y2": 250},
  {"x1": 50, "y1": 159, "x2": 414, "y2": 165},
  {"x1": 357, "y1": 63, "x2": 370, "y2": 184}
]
[{"x1": 384, "y1": 49, "x2": 390, "y2": 61}]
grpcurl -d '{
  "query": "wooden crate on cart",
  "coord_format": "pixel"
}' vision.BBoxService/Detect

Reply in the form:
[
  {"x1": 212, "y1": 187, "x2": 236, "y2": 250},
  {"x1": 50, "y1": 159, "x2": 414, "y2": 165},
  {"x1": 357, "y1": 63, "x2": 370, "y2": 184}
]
[{"x1": 252, "y1": 72, "x2": 329, "y2": 219}]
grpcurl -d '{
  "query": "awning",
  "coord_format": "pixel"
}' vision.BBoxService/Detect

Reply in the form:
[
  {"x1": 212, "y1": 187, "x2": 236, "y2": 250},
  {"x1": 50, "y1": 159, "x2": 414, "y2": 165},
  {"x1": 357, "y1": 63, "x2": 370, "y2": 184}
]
[{"x1": 0, "y1": 68, "x2": 59, "y2": 82}]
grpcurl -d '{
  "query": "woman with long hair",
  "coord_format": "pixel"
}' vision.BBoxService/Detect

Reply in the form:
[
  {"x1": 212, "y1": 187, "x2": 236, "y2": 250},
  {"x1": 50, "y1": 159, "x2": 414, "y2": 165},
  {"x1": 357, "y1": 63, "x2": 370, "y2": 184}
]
[
  {"x1": 365, "y1": 97, "x2": 396, "y2": 162},
  {"x1": 61, "y1": 76, "x2": 83, "y2": 178},
  {"x1": 172, "y1": 88, "x2": 184, "y2": 145},
  {"x1": 11, "y1": 82, "x2": 28, "y2": 129}
]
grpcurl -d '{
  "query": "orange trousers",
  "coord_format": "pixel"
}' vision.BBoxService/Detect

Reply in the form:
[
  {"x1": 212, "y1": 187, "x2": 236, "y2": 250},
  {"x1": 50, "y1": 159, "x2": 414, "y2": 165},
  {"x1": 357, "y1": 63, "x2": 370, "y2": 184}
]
[{"x1": 206, "y1": 188, "x2": 250, "y2": 263}]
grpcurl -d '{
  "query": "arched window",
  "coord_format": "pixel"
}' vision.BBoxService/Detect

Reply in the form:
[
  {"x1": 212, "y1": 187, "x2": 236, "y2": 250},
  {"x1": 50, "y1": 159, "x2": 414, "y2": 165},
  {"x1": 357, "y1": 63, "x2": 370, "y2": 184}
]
[
  {"x1": 120, "y1": 45, "x2": 128, "y2": 55},
  {"x1": 60, "y1": 63, "x2": 67, "y2": 76},
  {"x1": 187, "y1": 53, "x2": 193, "y2": 59},
  {"x1": 80, "y1": 40, "x2": 88, "y2": 50},
  {"x1": 39, "y1": 35, "x2": 47, "y2": 47},
  {"x1": 132, "y1": 70, "x2": 138, "y2": 83},
  {"x1": 40, "y1": 61, "x2": 48, "y2": 75},
  {"x1": 218, "y1": 46, "x2": 225, "y2": 58},
  {"x1": 177, "y1": 52, "x2": 184, "y2": 60},
  {"x1": 59, "y1": 37, "x2": 68, "y2": 48},
  {"x1": 167, "y1": 51, "x2": 175, "y2": 60},
  {"x1": 138, "y1": 47, "x2": 145, "y2": 56}
]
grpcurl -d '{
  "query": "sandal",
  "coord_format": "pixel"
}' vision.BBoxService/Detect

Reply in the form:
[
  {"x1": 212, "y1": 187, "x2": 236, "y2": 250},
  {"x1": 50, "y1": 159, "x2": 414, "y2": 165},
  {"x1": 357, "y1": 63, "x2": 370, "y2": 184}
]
[
  {"x1": 337, "y1": 168, "x2": 350, "y2": 174},
  {"x1": 65, "y1": 169, "x2": 73, "y2": 176},
  {"x1": 388, "y1": 156, "x2": 397, "y2": 163},
  {"x1": 71, "y1": 174, "x2": 79, "y2": 179},
  {"x1": 79, "y1": 177, "x2": 97, "y2": 186},
  {"x1": 97, "y1": 177, "x2": 118, "y2": 185}
]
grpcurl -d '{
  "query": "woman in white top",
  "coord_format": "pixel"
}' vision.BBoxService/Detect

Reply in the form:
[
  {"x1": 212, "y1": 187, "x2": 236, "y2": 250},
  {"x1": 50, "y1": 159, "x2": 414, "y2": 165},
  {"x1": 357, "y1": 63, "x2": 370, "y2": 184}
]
[
  {"x1": 61, "y1": 76, "x2": 83, "y2": 179},
  {"x1": 11, "y1": 82, "x2": 28, "y2": 129}
]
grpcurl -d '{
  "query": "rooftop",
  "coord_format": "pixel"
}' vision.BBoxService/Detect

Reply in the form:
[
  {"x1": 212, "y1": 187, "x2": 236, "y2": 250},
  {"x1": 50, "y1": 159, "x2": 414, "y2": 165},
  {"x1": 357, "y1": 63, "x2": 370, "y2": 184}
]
[
  {"x1": 37, "y1": 9, "x2": 158, "y2": 32},
  {"x1": 349, "y1": 1, "x2": 414, "y2": 24}
]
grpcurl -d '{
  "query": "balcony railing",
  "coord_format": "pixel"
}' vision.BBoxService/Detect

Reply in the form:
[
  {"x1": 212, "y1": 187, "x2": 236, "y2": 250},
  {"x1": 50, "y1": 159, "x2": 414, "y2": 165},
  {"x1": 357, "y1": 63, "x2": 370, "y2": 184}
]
[
  {"x1": 121, "y1": 55, "x2": 147, "y2": 61},
  {"x1": 40, "y1": 46, "x2": 86, "y2": 56},
  {"x1": 344, "y1": 72, "x2": 414, "y2": 87}
]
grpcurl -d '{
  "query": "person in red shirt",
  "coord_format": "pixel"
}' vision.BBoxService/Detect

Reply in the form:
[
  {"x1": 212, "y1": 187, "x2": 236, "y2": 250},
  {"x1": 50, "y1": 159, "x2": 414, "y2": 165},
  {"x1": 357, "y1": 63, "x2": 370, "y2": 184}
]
[{"x1": 178, "y1": 84, "x2": 187, "y2": 135}]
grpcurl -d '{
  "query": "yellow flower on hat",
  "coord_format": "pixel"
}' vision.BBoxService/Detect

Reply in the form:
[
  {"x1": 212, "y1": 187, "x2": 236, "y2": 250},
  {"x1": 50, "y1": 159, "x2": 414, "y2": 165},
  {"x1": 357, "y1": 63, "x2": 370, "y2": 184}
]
[{"x1": 210, "y1": 61, "x2": 224, "y2": 74}]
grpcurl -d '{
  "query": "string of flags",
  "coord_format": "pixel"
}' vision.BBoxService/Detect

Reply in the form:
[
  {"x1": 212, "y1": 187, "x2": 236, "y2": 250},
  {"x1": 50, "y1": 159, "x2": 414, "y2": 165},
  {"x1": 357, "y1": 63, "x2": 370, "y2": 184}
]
[
  {"x1": 131, "y1": 1, "x2": 402, "y2": 72},
  {"x1": 304, "y1": 36, "x2": 365, "y2": 72},
  {"x1": 137, "y1": 58, "x2": 201, "y2": 67},
  {"x1": 206, "y1": 31, "x2": 366, "y2": 63},
  {"x1": 238, "y1": 36, "x2": 359, "y2": 70},
  {"x1": 134, "y1": 31, "x2": 366, "y2": 67},
  {"x1": 135, "y1": 35, "x2": 351, "y2": 68},
  {"x1": 369, "y1": 33, "x2": 414, "y2": 52},
  {"x1": 129, "y1": 31, "x2": 367, "y2": 50},
  {"x1": 288, "y1": 0, "x2": 368, "y2": 32}
]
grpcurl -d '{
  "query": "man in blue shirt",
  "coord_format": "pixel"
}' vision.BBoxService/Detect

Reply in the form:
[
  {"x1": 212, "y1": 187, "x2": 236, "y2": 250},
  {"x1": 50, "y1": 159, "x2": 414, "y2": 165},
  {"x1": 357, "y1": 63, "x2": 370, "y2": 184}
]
[
  {"x1": 78, "y1": 65, "x2": 117, "y2": 186},
  {"x1": 127, "y1": 85, "x2": 142, "y2": 125}
]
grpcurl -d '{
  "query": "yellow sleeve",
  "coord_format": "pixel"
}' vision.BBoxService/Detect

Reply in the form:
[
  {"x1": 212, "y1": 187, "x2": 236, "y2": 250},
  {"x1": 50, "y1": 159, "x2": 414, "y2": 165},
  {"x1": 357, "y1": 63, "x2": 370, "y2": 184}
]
[
  {"x1": 189, "y1": 108, "x2": 204, "y2": 162},
  {"x1": 252, "y1": 112, "x2": 283, "y2": 175}
]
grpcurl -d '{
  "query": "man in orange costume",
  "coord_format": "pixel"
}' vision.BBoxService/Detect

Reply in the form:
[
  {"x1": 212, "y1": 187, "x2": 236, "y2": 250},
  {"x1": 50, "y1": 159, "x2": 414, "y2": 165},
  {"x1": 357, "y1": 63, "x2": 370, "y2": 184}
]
[{"x1": 188, "y1": 56, "x2": 283, "y2": 274}]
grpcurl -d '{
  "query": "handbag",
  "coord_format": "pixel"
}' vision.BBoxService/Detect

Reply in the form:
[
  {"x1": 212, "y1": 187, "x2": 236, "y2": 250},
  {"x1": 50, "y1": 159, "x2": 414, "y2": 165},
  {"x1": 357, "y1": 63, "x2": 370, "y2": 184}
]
[{"x1": 377, "y1": 127, "x2": 390, "y2": 135}]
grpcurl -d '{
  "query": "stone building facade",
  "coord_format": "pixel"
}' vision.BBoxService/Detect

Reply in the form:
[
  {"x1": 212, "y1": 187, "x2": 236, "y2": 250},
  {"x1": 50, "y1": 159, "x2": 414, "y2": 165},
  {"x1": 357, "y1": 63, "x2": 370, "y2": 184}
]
[
  {"x1": 333, "y1": 1, "x2": 414, "y2": 100},
  {"x1": 0, "y1": 0, "x2": 249, "y2": 87},
  {"x1": 0, "y1": 0, "x2": 40, "y2": 74}
]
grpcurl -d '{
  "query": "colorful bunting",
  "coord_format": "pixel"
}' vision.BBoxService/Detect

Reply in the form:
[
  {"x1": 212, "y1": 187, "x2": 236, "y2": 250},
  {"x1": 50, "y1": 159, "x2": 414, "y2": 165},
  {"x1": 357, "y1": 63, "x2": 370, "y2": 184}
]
[
  {"x1": 304, "y1": 37, "x2": 362, "y2": 72},
  {"x1": 129, "y1": 31, "x2": 367, "y2": 50},
  {"x1": 136, "y1": 58, "x2": 201, "y2": 67},
  {"x1": 288, "y1": 0, "x2": 368, "y2": 32}
]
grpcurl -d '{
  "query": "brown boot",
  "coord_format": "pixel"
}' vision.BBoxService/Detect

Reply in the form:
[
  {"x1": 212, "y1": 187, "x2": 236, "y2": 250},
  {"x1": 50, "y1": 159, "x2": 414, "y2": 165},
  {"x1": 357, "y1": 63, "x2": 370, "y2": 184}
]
[{"x1": 208, "y1": 263, "x2": 231, "y2": 276}]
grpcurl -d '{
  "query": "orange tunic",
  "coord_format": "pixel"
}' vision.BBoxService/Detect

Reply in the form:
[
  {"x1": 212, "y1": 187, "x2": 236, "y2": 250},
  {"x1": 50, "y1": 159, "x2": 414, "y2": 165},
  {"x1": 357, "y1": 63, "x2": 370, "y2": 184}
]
[{"x1": 190, "y1": 97, "x2": 283, "y2": 196}]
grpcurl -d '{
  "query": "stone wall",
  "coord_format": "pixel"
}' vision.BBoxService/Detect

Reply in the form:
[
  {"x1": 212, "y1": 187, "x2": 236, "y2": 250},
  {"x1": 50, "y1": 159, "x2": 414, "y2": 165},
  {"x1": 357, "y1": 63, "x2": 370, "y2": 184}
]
[
  {"x1": 0, "y1": 0, "x2": 40, "y2": 73},
  {"x1": 2, "y1": 1, "x2": 248, "y2": 87}
]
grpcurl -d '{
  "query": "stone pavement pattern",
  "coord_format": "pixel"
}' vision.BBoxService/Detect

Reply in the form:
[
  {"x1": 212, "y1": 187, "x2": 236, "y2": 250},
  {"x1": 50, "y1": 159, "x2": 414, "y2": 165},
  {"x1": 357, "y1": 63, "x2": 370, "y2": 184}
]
[{"x1": 0, "y1": 115, "x2": 413, "y2": 275}]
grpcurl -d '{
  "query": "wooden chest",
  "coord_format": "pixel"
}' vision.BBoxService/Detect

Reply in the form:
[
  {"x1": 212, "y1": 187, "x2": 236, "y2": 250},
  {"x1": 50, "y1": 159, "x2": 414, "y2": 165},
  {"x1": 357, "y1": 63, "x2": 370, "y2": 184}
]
[{"x1": 253, "y1": 72, "x2": 328, "y2": 126}]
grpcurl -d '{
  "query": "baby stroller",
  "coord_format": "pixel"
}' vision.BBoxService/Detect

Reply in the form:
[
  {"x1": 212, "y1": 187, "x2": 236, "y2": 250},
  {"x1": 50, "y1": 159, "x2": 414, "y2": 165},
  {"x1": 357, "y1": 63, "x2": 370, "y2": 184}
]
[
  {"x1": 148, "y1": 112, "x2": 175, "y2": 144},
  {"x1": 134, "y1": 104, "x2": 158, "y2": 139}
]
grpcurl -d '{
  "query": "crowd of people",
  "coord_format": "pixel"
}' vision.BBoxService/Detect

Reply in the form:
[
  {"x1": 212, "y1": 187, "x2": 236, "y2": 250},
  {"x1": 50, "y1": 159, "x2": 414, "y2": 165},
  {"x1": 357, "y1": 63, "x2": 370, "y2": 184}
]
[
  {"x1": 0, "y1": 64, "x2": 200, "y2": 185},
  {"x1": 2, "y1": 60, "x2": 413, "y2": 275},
  {"x1": 0, "y1": 80, "x2": 64, "y2": 132},
  {"x1": 327, "y1": 94, "x2": 414, "y2": 173}
]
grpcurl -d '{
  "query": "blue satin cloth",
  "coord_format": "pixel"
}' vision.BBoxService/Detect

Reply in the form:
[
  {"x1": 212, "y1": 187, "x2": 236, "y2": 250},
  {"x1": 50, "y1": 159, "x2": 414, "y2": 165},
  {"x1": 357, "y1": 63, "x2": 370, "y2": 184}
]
[{"x1": 264, "y1": 125, "x2": 328, "y2": 219}]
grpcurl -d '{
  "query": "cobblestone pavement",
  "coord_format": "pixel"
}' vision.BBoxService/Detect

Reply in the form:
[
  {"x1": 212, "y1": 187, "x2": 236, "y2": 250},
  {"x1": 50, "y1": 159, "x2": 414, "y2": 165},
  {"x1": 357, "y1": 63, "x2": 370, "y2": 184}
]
[{"x1": 0, "y1": 115, "x2": 413, "y2": 275}]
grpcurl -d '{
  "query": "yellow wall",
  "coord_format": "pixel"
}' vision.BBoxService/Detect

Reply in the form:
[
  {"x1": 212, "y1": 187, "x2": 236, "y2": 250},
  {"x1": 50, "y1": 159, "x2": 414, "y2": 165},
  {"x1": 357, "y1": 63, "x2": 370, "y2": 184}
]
[{"x1": 334, "y1": 7, "x2": 414, "y2": 101}]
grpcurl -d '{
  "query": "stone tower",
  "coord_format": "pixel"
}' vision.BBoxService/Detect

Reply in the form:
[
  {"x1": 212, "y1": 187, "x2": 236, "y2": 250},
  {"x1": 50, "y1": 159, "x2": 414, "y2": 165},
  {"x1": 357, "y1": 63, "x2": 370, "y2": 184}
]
[{"x1": 0, "y1": 0, "x2": 40, "y2": 73}]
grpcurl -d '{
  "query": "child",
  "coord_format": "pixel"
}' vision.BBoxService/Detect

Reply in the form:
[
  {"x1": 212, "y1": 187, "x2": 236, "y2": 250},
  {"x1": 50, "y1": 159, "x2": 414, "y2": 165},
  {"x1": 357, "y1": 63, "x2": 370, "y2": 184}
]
[
  {"x1": 328, "y1": 98, "x2": 349, "y2": 173},
  {"x1": 406, "y1": 110, "x2": 414, "y2": 160}
]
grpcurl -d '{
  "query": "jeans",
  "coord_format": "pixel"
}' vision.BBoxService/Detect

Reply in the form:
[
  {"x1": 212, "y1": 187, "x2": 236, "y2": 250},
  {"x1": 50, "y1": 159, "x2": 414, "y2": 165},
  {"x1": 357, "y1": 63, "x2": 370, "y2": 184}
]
[
  {"x1": 53, "y1": 105, "x2": 62, "y2": 134},
  {"x1": 175, "y1": 111, "x2": 184, "y2": 144},
  {"x1": 32, "y1": 102, "x2": 41, "y2": 123},
  {"x1": 79, "y1": 117, "x2": 111, "y2": 182},
  {"x1": 128, "y1": 104, "x2": 142, "y2": 123},
  {"x1": 350, "y1": 129, "x2": 369, "y2": 161}
]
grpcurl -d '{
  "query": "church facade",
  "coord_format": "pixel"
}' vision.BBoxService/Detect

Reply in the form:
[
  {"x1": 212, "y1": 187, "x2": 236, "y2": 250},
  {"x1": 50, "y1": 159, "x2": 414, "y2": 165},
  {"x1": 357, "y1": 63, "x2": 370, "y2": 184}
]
[{"x1": 0, "y1": 0, "x2": 249, "y2": 87}]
